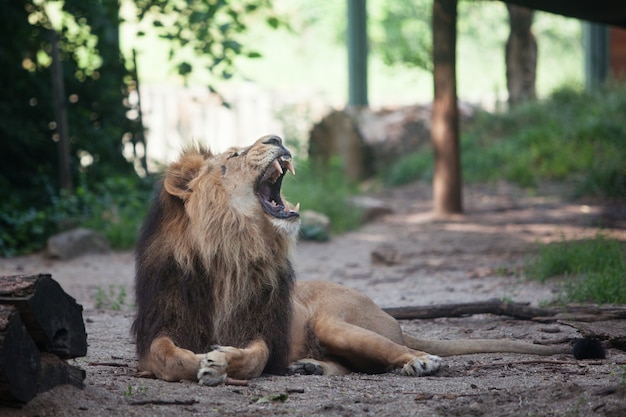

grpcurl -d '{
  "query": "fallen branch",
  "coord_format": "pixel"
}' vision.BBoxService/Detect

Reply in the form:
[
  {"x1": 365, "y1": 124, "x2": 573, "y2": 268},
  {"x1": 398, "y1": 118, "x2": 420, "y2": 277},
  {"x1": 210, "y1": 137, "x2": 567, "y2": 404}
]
[
  {"x1": 130, "y1": 398, "x2": 199, "y2": 406},
  {"x1": 383, "y1": 298, "x2": 555, "y2": 321},
  {"x1": 87, "y1": 362, "x2": 129, "y2": 368},
  {"x1": 383, "y1": 299, "x2": 626, "y2": 323}
]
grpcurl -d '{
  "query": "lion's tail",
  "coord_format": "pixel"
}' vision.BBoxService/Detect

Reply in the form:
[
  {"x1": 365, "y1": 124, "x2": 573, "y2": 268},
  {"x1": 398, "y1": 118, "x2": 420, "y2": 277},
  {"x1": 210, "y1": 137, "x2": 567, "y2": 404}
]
[{"x1": 402, "y1": 333, "x2": 569, "y2": 357}]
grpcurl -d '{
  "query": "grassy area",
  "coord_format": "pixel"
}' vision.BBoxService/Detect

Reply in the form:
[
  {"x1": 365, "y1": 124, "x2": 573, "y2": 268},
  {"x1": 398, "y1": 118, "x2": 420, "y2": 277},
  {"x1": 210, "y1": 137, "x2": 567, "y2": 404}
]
[
  {"x1": 383, "y1": 84, "x2": 626, "y2": 199},
  {"x1": 282, "y1": 157, "x2": 362, "y2": 234},
  {"x1": 526, "y1": 235, "x2": 626, "y2": 304}
]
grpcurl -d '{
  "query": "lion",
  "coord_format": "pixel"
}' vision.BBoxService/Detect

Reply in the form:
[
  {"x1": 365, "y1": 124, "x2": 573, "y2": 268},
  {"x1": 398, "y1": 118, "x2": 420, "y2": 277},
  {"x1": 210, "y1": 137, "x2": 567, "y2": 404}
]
[{"x1": 131, "y1": 135, "x2": 589, "y2": 386}]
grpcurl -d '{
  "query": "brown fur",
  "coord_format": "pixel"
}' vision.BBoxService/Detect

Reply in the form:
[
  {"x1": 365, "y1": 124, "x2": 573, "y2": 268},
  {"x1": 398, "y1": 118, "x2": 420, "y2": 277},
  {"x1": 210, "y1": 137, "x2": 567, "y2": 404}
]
[
  {"x1": 132, "y1": 135, "x2": 570, "y2": 385},
  {"x1": 132, "y1": 138, "x2": 296, "y2": 377}
]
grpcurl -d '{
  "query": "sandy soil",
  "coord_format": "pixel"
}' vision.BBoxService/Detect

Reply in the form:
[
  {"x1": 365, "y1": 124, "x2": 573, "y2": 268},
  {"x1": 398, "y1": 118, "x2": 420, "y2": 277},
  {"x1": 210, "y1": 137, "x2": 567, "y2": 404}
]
[{"x1": 1, "y1": 182, "x2": 625, "y2": 416}]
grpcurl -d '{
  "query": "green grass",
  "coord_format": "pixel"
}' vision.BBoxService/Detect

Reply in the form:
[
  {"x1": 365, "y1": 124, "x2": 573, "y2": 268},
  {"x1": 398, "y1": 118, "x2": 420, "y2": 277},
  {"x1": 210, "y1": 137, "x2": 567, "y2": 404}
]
[
  {"x1": 95, "y1": 285, "x2": 128, "y2": 310},
  {"x1": 526, "y1": 234, "x2": 626, "y2": 304},
  {"x1": 382, "y1": 149, "x2": 433, "y2": 186},
  {"x1": 282, "y1": 157, "x2": 362, "y2": 234},
  {"x1": 383, "y1": 84, "x2": 626, "y2": 198}
]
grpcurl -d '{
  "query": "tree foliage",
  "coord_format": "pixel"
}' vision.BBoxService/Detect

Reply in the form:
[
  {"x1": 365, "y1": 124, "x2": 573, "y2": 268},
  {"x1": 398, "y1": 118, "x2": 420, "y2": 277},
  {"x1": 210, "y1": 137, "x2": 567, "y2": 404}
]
[
  {"x1": 133, "y1": 0, "x2": 279, "y2": 85},
  {"x1": 371, "y1": 0, "x2": 432, "y2": 70},
  {"x1": 370, "y1": 0, "x2": 581, "y2": 73},
  {"x1": 0, "y1": 0, "x2": 276, "y2": 256}
]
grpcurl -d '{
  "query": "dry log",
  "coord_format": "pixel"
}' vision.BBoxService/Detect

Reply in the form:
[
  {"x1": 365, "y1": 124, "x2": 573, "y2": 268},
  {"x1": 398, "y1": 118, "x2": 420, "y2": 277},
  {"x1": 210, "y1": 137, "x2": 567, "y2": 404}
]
[
  {"x1": 383, "y1": 298, "x2": 556, "y2": 321},
  {"x1": 0, "y1": 305, "x2": 41, "y2": 405},
  {"x1": 37, "y1": 353, "x2": 85, "y2": 394},
  {"x1": 0, "y1": 274, "x2": 87, "y2": 358}
]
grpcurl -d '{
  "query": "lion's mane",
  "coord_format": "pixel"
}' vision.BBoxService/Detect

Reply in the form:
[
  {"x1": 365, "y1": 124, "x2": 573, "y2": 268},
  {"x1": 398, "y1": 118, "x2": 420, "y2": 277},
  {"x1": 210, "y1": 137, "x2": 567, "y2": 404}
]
[{"x1": 131, "y1": 147, "x2": 295, "y2": 374}]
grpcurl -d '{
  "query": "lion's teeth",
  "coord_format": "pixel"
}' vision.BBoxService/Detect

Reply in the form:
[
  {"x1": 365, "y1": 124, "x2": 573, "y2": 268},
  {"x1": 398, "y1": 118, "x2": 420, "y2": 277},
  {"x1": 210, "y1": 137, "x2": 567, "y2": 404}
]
[
  {"x1": 294, "y1": 203, "x2": 300, "y2": 213},
  {"x1": 273, "y1": 159, "x2": 283, "y2": 175},
  {"x1": 285, "y1": 161, "x2": 295, "y2": 175}
]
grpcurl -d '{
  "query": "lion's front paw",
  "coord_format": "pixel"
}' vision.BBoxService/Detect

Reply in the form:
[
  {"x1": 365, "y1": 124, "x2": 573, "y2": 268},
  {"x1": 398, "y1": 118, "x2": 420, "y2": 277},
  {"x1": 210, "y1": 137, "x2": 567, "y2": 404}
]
[
  {"x1": 198, "y1": 349, "x2": 228, "y2": 386},
  {"x1": 401, "y1": 354, "x2": 441, "y2": 377}
]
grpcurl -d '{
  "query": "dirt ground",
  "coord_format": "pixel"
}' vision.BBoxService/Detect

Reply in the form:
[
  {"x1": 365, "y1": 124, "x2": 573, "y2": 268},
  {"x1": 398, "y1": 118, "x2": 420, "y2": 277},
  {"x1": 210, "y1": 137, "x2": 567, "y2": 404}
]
[{"x1": 2, "y1": 181, "x2": 625, "y2": 417}]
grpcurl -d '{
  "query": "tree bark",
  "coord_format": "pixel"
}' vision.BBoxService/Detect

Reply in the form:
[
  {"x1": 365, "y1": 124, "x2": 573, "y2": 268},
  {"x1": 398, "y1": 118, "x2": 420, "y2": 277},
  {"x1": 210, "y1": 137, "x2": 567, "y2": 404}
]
[
  {"x1": 0, "y1": 275, "x2": 87, "y2": 406},
  {"x1": 383, "y1": 298, "x2": 555, "y2": 321},
  {"x1": 0, "y1": 274, "x2": 87, "y2": 358},
  {"x1": 432, "y1": 0, "x2": 462, "y2": 215},
  {"x1": 506, "y1": 4, "x2": 537, "y2": 107},
  {"x1": 0, "y1": 305, "x2": 41, "y2": 405},
  {"x1": 383, "y1": 299, "x2": 626, "y2": 323}
]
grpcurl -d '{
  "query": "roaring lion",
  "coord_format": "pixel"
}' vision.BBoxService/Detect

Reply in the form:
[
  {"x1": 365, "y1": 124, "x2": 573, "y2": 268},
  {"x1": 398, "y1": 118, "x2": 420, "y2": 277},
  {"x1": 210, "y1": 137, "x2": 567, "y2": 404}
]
[{"x1": 131, "y1": 135, "x2": 584, "y2": 386}]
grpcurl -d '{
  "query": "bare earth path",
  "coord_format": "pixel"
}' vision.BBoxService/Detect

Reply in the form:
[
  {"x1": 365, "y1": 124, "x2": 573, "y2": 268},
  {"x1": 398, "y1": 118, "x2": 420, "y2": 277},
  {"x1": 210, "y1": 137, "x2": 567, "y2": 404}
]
[{"x1": 2, "y1": 182, "x2": 625, "y2": 416}]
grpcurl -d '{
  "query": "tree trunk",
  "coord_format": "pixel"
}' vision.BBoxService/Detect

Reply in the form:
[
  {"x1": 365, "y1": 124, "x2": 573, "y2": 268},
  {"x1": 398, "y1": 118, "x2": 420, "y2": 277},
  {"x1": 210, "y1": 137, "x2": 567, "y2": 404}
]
[
  {"x1": 432, "y1": 0, "x2": 462, "y2": 215},
  {"x1": 0, "y1": 274, "x2": 87, "y2": 359},
  {"x1": 506, "y1": 4, "x2": 537, "y2": 107},
  {"x1": 50, "y1": 30, "x2": 73, "y2": 193}
]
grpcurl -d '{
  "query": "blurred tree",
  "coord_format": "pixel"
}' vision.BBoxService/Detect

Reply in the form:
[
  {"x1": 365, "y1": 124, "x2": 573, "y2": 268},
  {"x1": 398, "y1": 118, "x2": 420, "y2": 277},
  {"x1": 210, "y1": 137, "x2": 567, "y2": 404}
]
[
  {"x1": 506, "y1": 4, "x2": 537, "y2": 106},
  {"x1": 0, "y1": 0, "x2": 135, "y2": 201},
  {"x1": 0, "y1": 0, "x2": 277, "y2": 255},
  {"x1": 372, "y1": 0, "x2": 432, "y2": 70},
  {"x1": 432, "y1": 0, "x2": 462, "y2": 215},
  {"x1": 133, "y1": 0, "x2": 278, "y2": 89}
]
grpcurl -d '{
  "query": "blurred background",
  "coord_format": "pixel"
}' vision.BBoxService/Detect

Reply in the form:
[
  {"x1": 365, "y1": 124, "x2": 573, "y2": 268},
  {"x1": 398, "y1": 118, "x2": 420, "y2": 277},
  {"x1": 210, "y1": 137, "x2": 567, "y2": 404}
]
[{"x1": 1, "y1": 0, "x2": 625, "y2": 257}]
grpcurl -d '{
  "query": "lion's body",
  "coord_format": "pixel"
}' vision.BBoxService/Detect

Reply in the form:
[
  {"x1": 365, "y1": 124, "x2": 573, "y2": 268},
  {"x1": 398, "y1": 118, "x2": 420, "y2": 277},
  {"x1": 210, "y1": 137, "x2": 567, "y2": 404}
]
[{"x1": 132, "y1": 136, "x2": 567, "y2": 385}]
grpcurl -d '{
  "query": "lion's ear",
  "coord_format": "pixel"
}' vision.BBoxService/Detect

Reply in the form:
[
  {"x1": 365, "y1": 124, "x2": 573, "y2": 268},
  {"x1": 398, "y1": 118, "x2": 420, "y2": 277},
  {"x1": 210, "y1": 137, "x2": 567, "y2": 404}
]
[{"x1": 163, "y1": 151, "x2": 207, "y2": 201}]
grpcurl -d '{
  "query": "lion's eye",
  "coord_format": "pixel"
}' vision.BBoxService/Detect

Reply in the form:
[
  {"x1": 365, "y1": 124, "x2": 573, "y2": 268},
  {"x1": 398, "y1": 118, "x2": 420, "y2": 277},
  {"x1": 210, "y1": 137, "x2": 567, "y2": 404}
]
[
  {"x1": 227, "y1": 152, "x2": 239, "y2": 159},
  {"x1": 263, "y1": 136, "x2": 281, "y2": 146}
]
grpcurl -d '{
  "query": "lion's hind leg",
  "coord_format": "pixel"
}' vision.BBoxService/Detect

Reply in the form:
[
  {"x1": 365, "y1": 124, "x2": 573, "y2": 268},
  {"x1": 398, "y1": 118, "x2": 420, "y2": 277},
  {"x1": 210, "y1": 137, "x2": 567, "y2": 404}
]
[{"x1": 312, "y1": 318, "x2": 441, "y2": 376}]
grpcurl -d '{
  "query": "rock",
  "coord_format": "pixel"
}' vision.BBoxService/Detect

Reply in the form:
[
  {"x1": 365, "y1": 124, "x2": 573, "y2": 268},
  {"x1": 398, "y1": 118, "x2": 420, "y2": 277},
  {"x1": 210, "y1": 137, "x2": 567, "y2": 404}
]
[
  {"x1": 308, "y1": 103, "x2": 476, "y2": 181},
  {"x1": 308, "y1": 110, "x2": 373, "y2": 182},
  {"x1": 347, "y1": 196, "x2": 393, "y2": 223},
  {"x1": 370, "y1": 243, "x2": 402, "y2": 266},
  {"x1": 299, "y1": 210, "x2": 331, "y2": 242},
  {"x1": 47, "y1": 228, "x2": 110, "y2": 260}
]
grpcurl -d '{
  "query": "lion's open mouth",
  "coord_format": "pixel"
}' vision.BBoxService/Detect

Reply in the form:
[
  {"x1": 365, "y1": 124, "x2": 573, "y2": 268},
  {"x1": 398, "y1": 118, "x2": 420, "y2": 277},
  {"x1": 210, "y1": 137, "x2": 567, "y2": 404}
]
[{"x1": 256, "y1": 154, "x2": 300, "y2": 219}]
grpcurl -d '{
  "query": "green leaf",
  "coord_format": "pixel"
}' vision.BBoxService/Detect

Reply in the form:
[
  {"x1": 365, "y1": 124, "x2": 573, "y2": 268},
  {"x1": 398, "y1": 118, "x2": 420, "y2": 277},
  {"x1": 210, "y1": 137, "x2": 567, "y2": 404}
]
[
  {"x1": 266, "y1": 16, "x2": 280, "y2": 29},
  {"x1": 178, "y1": 62, "x2": 192, "y2": 76}
]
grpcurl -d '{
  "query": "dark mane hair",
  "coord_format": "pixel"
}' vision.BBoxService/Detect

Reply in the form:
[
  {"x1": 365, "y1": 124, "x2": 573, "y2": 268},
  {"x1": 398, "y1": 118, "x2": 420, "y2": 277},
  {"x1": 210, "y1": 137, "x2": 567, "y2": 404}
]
[{"x1": 131, "y1": 178, "x2": 294, "y2": 374}]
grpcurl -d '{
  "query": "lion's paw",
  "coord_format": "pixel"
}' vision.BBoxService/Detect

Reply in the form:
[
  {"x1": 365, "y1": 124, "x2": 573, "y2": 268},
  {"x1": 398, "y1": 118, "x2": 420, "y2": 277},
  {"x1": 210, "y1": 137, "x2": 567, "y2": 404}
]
[
  {"x1": 401, "y1": 354, "x2": 441, "y2": 377},
  {"x1": 288, "y1": 360, "x2": 324, "y2": 376},
  {"x1": 198, "y1": 350, "x2": 228, "y2": 386}
]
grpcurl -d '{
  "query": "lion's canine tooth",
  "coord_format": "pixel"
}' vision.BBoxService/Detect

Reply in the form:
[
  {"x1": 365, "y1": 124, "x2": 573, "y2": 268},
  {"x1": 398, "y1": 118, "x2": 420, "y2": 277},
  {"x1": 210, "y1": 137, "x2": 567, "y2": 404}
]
[
  {"x1": 294, "y1": 203, "x2": 300, "y2": 213},
  {"x1": 273, "y1": 159, "x2": 283, "y2": 175},
  {"x1": 286, "y1": 161, "x2": 295, "y2": 175}
]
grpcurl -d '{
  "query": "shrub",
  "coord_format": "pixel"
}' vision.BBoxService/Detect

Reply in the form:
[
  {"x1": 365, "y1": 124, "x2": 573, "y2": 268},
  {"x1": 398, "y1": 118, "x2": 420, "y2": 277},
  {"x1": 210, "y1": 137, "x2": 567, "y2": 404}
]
[
  {"x1": 0, "y1": 175, "x2": 154, "y2": 257},
  {"x1": 282, "y1": 157, "x2": 362, "y2": 233},
  {"x1": 383, "y1": 84, "x2": 626, "y2": 197}
]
